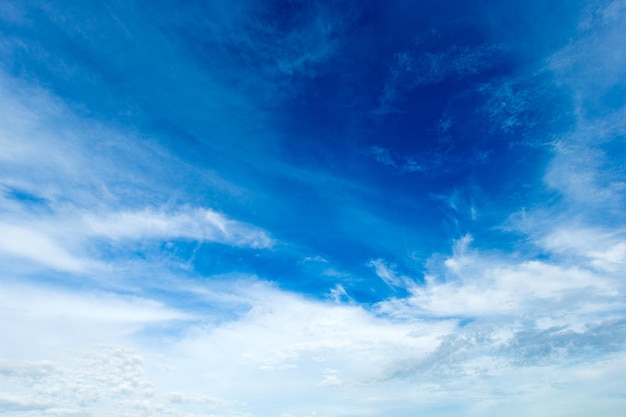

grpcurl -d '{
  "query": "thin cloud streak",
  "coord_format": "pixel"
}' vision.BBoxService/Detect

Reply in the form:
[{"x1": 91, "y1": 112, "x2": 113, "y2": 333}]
[{"x1": 84, "y1": 207, "x2": 273, "y2": 248}]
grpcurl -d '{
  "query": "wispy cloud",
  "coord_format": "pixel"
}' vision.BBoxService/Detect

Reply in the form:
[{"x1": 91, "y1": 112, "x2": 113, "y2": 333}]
[
  {"x1": 0, "y1": 222, "x2": 89, "y2": 272},
  {"x1": 84, "y1": 207, "x2": 274, "y2": 248},
  {"x1": 0, "y1": 70, "x2": 273, "y2": 276},
  {"x1": 367, "y1": 259, "x2": 415, "y2": 289},
  {"x1": 379, "y1": 44, "x2": 500, "y2": 112},
  {"x1": 0, "y1": 206, "x2": 272, "y2": 276},
  {"x1": 367, "y1": 145, "x2": 433, "y2": 173}
]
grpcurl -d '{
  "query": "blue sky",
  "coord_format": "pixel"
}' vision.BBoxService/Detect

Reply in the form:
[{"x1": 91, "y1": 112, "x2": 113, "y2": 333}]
[{"x1": 1, "y1": 1, "x2": 626, "y2": 416}]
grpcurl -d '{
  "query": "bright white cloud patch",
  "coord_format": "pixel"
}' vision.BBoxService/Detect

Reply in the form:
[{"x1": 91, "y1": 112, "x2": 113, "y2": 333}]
[{"x1": 377, "y1": 235, "x2": 619, "y2": 320}]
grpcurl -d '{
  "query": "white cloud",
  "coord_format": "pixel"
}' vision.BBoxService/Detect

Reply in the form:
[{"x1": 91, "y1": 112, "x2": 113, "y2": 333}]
[
  {"x1": 165, "y1": 392, "x2": 225, "y2": 406},
  {"x1": 1, "y1": 266, "x2": 625, "y2": 416},
  {"x1": 544, "y1": 135, "x2": 626, "y2": 209},
  {"x1": 540, "y1": 226, "x2": 626, "y2": 271},
  {"x1": 550, "y1": 0, "x2": 626, "y2": 101},
  {"x1": 83, "y1": 207, "x2": 273, "y2": 248},
  {"x1": 327, "y1": 284, "x2": 352, "y2": 303},
  {"x1": 157, "y1": 295, "x2": 626, "y2": 417},
  {"x1": 0, "y1": 222, "x2": 89, "y2": 272},
  {"x1": 0, "y1": 344, "x2": 230, "y2": 417},
  {"x1": 2, "y1": 286, "x2": 190, "y2": 324},
  {"x1": 367, "y1": 259, "x2": 414, "y2": 289},
  {"x1": 0, "y1": 278, "x2": 454, "y2": 417},
  {"x1": 0, "y1": 282, "x2": 192, "y2": 361},
  {"x1": 376, "y1": 235, "x2": 617, "y2": 320},
  {"x1": 542, "y1": 0, "x2": 626, "y2": 210},
  {"x1": 0, "y1": 360, "x2": 56, "y2": 379},
  {"x1": 0, "y1": 205, "x2": 273, "y2": 275},
  {"x1": 0, "y1": 393, "x2": 51, "y2": 412},
  {"x1": 143, "y1": 281, "x2": 456, "y2": 416}
]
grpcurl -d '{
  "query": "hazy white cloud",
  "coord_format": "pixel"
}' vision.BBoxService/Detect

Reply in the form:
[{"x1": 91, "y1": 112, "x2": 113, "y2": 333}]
[
  {"x1": 542, "y1": 0, "x2": 626, "y2": 211},
  {"x1": 165, "y1": 392, "x2": 225, "y2": 406},
  {"x1": 540, "y1": 226, "x2": 626, "y2": 271},
  {"x1": 0, "y1": 68, "x2": 241, "y2": 215},
  {"x1": 0, "y1": 281, "x2": 193, "y2": 362},
  {"x1": 367, "y1": 259, "x2": 414, "y2": 289},
  {"x1": 0, "y1": 222, "x2": 89, "y2": 272},
  {"x1": 544, "y1": 131, "x2": 626, "y2": 210},
  {"x1": 0, "y1": 393, "x2": 51, "y2": 412},
  {"x1": 0, "y1": 360, "x2": 56, "y2": 379},
  {"x1": 84, "y1": 207, "x2": 273, "y2": 248},
  {"x1": 0, "y1": 205, "x2": 272, "y2": 275},
  {"x1": 1, "y1": 285, "x2": 190, "y2": 324},
  {"x1": 550, "y1": 0, "x2": 626, "y2": 102}
]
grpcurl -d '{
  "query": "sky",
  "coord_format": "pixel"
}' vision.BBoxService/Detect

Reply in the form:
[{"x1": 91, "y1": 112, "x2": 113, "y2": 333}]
[{"x1": 1, "y1": 0, "x2": 626, "y2": 416}]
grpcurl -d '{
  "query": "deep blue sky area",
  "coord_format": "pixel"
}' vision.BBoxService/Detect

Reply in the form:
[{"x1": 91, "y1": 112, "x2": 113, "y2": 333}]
[
  {"x1": 0, "y1": 0, "x2": 596, "y2": 295},
  {"x1": 0, "y1": 0, "x2": 599, "y2": 298},
  {"x1": 1, "y1": 1, "x2": 626, "y2": 416}
]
